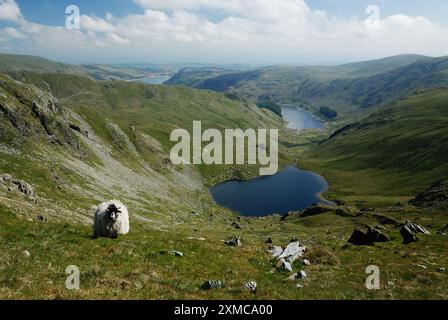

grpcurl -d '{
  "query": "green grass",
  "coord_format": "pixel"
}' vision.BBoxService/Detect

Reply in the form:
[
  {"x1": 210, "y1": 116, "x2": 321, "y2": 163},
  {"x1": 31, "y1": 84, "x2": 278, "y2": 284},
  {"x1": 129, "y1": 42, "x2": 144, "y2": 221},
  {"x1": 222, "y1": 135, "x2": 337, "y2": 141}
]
[{"x1": 1, "y1": 202, "x2": 447, "y2": 300}]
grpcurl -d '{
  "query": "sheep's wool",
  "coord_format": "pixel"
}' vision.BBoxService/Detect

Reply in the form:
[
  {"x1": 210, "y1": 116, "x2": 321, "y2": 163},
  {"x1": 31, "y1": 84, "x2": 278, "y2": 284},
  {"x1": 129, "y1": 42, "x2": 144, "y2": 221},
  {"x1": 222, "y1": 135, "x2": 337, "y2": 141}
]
[{"x1": 93, "y1": 200, "x2": 130, "y2": 238}]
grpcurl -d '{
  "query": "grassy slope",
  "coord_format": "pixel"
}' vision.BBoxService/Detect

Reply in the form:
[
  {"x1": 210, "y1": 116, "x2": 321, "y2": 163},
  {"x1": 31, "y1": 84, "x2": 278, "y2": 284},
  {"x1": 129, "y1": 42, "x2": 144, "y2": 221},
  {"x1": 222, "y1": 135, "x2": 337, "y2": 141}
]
[
  {"x1": 302, "y1": 89, "x2": 448, "y2": 205},
  {"x1": 165, "y1": 55, "x2": 448, "y2": 118},
  {"x1": 1, "y1": 56, "x2": 448, "y2": 300},
  {"x1": 0, "y1": 53, "x2": 86, "y2": 75}
]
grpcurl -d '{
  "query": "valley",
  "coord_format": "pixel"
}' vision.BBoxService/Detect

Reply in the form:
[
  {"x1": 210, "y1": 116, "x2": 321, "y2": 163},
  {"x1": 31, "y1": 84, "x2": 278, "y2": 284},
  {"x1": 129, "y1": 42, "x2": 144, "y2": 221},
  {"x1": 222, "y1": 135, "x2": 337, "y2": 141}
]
[{"x1": 0, "y1": 54, "x2": 447, "y2": 300}]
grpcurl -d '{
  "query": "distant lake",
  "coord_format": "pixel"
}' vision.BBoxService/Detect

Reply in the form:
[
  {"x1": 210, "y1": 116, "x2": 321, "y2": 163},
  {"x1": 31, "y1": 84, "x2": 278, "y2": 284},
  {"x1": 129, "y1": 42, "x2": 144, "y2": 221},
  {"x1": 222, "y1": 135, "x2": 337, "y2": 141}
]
[
  {"x1": 132, "y1": 75, "x2": 173, "y2": 84},
  {"x1": 210, "y1": 166, "x2": 333, "y2": 217},
  {"x1": 281, "y1": 105, "x2": 325, "y2": 131}
]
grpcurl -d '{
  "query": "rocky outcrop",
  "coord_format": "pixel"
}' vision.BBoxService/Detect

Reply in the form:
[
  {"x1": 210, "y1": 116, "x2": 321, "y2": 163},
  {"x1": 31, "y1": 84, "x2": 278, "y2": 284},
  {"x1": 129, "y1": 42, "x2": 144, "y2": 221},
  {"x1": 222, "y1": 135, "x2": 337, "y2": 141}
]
[
  {"x1": 400, "y1": 221, "x2": 430, "y2": 244},
  {"x1": 0, "y1": 173, "x2": 35, "y2": 197},
  {"x1": 409, "y1": 179, "x2": 448, "y2": 209},
  {"x1": 348, "y1": 226, "x2": 390, "y2": 245}
]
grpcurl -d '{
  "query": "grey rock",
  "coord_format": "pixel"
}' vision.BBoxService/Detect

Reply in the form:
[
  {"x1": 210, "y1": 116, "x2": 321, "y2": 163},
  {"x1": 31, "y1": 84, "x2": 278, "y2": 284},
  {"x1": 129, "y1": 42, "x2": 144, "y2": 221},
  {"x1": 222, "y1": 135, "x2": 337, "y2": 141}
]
[
  {"x1": 1, "y1": 174, "x2": 12, "y2": 184},
  {"x1": 438, "y1": 267, "x2": 446, "y2": 272},
  {"x1": 278, "y1": 241, "x2": 306, "y2": 263},
  {"x1": 244, "y1": 281, "x2": 257, "y2": 292},
  {"x1": 404, "y1": 221, "x2": 430, "y2": 235},
  {"x1": 169, "y1": 251, "x2": 183, "y2": 257},
  {"x1": 225, "y1": 237, "x2": 242, "y2": 247},
  {"x1": 277, "y1": 259, "x2": 293, "y2": 273},
  {"x1": 202, "y1": 280, "x2": 222, "y2": 290},
  {"x1": 231, "y1": 222, "x2": 242, "y2": 230},
  {"x1": 348, "y1": 226, "x2": 390, "y2": 245},
  {"x1": 297, "y1": 270, "x2": 308, "y2": 279},
  {"x1": 269, "y1": 246, "x2": 283, "y2": 259},
  {"x1": 12, "y1": 179, "x2": 34, "y2": 196},
  {"x1": 296, "y1": 284, "x2": 304, "y2": 288},
  {"x1": 400, "y1": 225, "x2": 419, "y2": 244},
  {"x1": 303, "y1": 259, "x2": 311, "y2": 266}
]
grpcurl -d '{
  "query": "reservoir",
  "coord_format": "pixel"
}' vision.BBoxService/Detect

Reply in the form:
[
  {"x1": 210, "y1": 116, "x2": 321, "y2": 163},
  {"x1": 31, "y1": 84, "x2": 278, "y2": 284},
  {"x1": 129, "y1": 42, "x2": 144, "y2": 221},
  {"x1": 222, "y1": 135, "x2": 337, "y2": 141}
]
[
  {"x1": 210, "y1": 166, "x2": 332, "y2": 217},
  {"x1": 132, "y1": 75, "x2": 173, "y2": 84},
  {"x1": 210, "y1": 104, "x2": 330, "y2": 217},
  {"x1": 281, "y1": 105, "x2": 325, "y2": 131}
]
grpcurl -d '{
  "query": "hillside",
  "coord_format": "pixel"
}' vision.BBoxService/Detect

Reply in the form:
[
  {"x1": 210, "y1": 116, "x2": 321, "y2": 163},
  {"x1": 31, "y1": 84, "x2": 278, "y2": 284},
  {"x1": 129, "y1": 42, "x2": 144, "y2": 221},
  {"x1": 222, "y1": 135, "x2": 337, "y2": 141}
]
[
  {"x1": 0, "y1": 53, "x2": 86, "y2": 75},
  {"x1": 165, "y1": 55, "x2": 448, "y2": 118},
  {"x1": 1, "y1": 55, "x2": 448, "y2": 300},
  {"x1": 0, "y1": 53, "x2": 170, "y2": 82},
  {"x1": 0, "y1": 70, "x2": 283, "y2": 227},
  {"x1": 302, "y1": 89, "x2": 448, "y2": 200}
]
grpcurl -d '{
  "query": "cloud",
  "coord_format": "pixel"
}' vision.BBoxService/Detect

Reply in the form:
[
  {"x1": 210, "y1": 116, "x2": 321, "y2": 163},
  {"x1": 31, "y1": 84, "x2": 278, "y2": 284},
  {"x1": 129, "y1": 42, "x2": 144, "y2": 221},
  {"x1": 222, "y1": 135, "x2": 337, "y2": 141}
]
[
  {"x1": 2, "y1": 0, "x2": 448, "y2": 63},
  {"x1": 81, "y1": 15, "x2": 116, "y2": 33},
  {"x1": 0, "y1": 0, "x2": 21, "y2": 21}
]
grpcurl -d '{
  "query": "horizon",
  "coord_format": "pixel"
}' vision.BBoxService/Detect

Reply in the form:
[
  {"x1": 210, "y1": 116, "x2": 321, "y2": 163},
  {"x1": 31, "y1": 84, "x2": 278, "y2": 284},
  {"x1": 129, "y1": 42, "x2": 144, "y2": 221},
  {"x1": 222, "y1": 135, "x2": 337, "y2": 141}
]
[
  {"x1": 0, "y1": 51, "x2": 443, "y2": 68},
  {"x1": 1, "y1": 0, "x2": 448, "y2": 64}
]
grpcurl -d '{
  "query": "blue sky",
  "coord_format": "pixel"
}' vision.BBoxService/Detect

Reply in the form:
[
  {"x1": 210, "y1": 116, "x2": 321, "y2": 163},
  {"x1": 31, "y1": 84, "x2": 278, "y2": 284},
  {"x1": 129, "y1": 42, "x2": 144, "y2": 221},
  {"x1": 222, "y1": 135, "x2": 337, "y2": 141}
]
[
  {"x1": 1, "y1": 0, "x2": 448, "y2": 65},
  {"x1": 11, "y1": 0, "x2": 448, "y2": 27}
]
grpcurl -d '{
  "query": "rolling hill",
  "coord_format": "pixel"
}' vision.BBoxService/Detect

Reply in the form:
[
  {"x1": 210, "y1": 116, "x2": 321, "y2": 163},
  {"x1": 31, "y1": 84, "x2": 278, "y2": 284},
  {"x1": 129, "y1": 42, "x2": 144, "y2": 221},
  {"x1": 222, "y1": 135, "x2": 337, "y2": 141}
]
[
  {"x1": 1, "y1": 54, "x2": 448, "y2": 300},
  {"x1": 165, "y1": 55, "x2": 448, "y2": 118}
]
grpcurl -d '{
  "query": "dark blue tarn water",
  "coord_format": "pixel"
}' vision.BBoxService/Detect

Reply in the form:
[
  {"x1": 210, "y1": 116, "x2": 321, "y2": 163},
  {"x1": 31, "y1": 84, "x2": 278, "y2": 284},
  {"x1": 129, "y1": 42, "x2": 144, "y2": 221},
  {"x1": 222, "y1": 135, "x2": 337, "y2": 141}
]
[
  {"x1": 210, "y1": 166, "x2": 333, "y2": 217},
  {"x1": 281, "y1": 105, "x2": 325, "y2": 131}
]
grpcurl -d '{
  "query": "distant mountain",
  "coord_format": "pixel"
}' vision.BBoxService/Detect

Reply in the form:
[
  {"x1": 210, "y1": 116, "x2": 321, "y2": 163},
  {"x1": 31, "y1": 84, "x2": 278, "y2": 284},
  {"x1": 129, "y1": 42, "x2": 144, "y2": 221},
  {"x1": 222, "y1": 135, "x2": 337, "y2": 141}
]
[
  {"x1": 0, "y1": 53, "x2": 86, "y2": 75},
  {"x1": 165, "y1": 54, "x2": 448, "y2": 117},
  {"x1": 0, "y1": 53, "x2": 171, "y2": 81}
]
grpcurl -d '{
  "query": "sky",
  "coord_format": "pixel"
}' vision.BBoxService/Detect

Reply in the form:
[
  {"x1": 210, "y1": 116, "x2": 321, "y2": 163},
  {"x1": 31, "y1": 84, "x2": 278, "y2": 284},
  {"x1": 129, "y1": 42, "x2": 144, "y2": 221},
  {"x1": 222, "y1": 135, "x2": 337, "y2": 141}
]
[{"x1": 1, "y1": 0, "x2": 448, "y2": 65}]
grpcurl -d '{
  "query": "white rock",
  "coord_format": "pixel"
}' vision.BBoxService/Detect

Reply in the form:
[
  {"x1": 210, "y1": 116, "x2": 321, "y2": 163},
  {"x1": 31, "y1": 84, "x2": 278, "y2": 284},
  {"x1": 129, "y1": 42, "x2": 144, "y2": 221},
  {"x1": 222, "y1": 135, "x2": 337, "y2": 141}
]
[
  {"x1": 244, "y1": 281, "x2": 257, "y2": 292},
  {"x1": 277, "y1": 259, "x2": 293, "y2": 273},
  {"x1": 278, "y1": 242, "x2": 306, "y2": 263},
  {"x1": 297, "y1": 270, "x2": 307, "y2": 279},
  {"x1": 22, "y1": 250, "x2": 31, "y2": 258},
  {"x1": 303, "y1": 259, "x2": 311, "y2": 266},
  {"x1": 269, "y1": 246, "x2": 283, "y2": 259}
]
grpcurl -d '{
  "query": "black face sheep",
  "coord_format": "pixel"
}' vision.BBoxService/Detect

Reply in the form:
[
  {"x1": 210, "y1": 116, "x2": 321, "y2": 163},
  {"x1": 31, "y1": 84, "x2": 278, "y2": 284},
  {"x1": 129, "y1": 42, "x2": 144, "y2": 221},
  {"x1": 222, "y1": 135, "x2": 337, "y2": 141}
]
[{"x1": 93, "y1": 200, "x2": 130, "y2": 239}]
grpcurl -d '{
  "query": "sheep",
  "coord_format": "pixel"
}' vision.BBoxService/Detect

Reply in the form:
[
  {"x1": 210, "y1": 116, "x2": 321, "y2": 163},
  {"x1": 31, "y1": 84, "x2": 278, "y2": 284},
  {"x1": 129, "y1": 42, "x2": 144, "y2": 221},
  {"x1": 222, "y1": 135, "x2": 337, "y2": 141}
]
[{"x1": 93, "y1": 200, "x2": 129, "y2": 239}]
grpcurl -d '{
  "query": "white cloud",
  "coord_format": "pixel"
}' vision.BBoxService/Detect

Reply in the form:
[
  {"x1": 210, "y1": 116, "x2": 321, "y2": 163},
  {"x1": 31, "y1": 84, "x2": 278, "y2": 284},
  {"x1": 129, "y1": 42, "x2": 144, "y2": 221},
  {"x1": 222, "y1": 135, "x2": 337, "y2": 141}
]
[
  {"x1": 2, "y1": 0, "x2": 448, "y2": 63},
  {"x1": 81, "y1": 15, "x2": 116, "y2": 33},
  {"x1": 0, "y1": 0, "x2": 21, "y2": 21}
]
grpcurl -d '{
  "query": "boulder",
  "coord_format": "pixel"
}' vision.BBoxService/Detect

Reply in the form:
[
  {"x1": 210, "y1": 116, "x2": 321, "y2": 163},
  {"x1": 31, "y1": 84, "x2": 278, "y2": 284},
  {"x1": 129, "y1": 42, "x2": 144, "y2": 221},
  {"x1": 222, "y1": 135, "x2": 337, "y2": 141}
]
[
  {"x1": 277, "y1": 259, "x2": 293, "y2": 273},
  {"x1": 12, "y1": 179, "x2": 34, "y2": 196},
  {"x1": 225, "y1": 237, "x2": 242, "y2": 247},
  {"x1": 278, "y1": 241, "x2": 306, "y2": 263},
  {"x1": 244, "y1": 281, "x2": 257, "y2": 292},
  {"x1": 231, "y1": 222, "x2": 242, "y2": 229},
  {"x1": 202, "y1": 280, "x2": 222, "y2": 290},
  {"x1": 300, "y1": 205, "x2": 332, "y2": 218},
  {"x1": 403, "y1": 221, "x2": 430, "y2": 235},
  {"x1": 348, "y1": 229, "x2": 369, "y2": 245},
  {"x1": 348, "y1": 226, "x2": 390, "y2": 245},
  {"x1": 169, "y1": 251, "x2": 183, "y2": 257},
  {"x1": 400, "y1": 226, "x2": 418, "y2": 244},
  {"x1": 1, "y1": 174, "x2": 12, "y2": 184},
  {"x1": 409, "y1": 179, "x2": 448, "y2": 209},
  {"x1": 269, "y1": 246, "x2": 284, "y2": 259}
]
